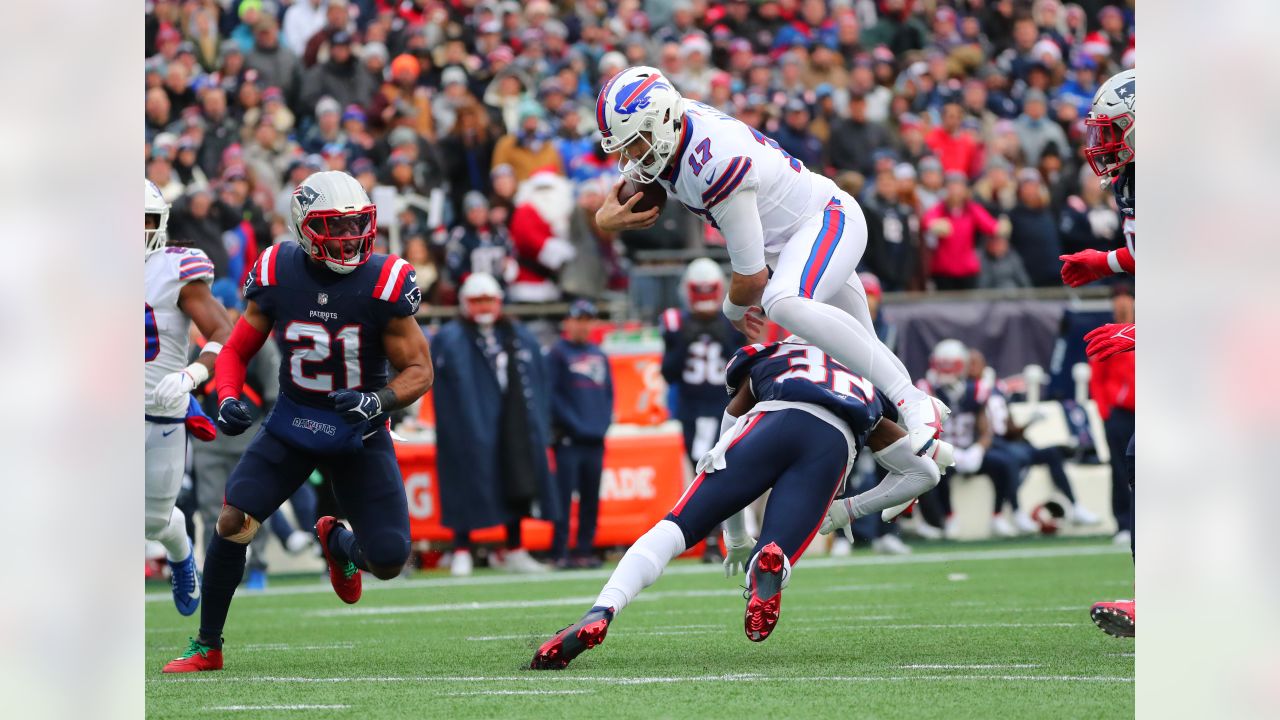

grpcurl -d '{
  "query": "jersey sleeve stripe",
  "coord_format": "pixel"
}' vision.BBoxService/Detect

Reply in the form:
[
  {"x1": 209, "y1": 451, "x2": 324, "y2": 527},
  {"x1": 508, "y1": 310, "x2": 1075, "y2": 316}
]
[
  {"x1": 661, "y1": 308, "x2": 680, "y2": 332},
  {"x1": 179, "y1": 265, "x2": 216, "y2": 280},
  {"x1": 257, "y1": 245, "x2": 277, "y2": 287},
  {"x1": 705, "y1": 158, "x2": 753, "y2": 209},
  {"x1": 374, "y1": 257, "x2": 409, "y2": 301},
  {"x1": 701, "y1": 157, "x2": 742, "y2": 202}
]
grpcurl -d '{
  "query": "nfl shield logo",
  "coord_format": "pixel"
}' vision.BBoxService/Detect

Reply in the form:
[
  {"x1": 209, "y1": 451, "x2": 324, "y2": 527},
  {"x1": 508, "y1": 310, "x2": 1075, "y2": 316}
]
[{"x1": 318, "y1": 293, "x2": 328, "y2": 305}]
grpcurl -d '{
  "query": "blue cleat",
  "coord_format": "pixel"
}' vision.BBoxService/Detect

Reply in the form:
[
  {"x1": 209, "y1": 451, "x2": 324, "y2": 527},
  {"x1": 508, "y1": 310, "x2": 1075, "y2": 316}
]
[
  {"x1": 244, "y1": 569, "x2": 268, "y2": 591},
  {"x1": 169, "y1": 552, "x2": 201, "y2": 616}
]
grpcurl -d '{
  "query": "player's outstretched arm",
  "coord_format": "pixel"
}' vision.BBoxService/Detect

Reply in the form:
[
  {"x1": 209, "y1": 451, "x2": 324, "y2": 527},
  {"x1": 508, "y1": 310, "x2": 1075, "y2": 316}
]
[
  {"x1": 820, "y1": 419, "x2": 941, "y2": 535},
  {"x1": 153, "y1": 281, "x2": 235, "y2": 412},
  {"x1": 213, "y1": 301, "x2": 273, "y2": 435}
]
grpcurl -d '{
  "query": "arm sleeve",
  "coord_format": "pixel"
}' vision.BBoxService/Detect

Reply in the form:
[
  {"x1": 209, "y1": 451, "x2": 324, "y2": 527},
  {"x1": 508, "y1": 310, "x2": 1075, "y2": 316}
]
[
  {"x1": 1108, "y1": 246, "x2": 1135, "y2": 274},
  {"x1": 709, "y1": 187, "x2": 767, "y2": 275},
  {"x1": 215, "y1": 318, "x2": 270, "y2": 403}
]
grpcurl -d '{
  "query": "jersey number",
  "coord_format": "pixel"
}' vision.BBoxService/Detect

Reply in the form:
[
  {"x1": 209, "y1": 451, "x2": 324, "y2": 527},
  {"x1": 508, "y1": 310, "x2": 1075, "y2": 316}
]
[
  {"x1": 285, "y1": 322, "x2": 362, "y2": 392},
  {"x1": 682, "y1": 338, "x2": 726, "y2": 386},
  {"x1": 749, "y1": 128, "x2": 802, "y2": 173},
  {"x1": 774, "y1": 346, "x2": 873, "y2": 402},
  {"x1": 687, "y1": 138, "x2": 713, "y2": 176},
  {"x1": 145, "y1": 304, "x2": 159, "y2": 362}
]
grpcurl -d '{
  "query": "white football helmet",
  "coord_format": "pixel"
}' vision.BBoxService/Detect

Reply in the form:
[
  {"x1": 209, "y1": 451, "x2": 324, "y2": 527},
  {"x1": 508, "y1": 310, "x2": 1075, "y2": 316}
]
[
  {"x1": 145, "y1": 179, "x2": 170, "y2": 258},
  {"x1": 1084, "y1": 68, "x2": 1135, "y2": 177},
  {"x1": 929, "y1": 339, "x2": 968, "y2": 387},
  {"x1": 289, "y1": 170, "x2": 377, "y2": 274},
  {"x1": 682, "y1": 257, "x2": 725, "y2": 314},
  {"x1": 596, "y1": 66, "x2": 684, "y2": 184}
]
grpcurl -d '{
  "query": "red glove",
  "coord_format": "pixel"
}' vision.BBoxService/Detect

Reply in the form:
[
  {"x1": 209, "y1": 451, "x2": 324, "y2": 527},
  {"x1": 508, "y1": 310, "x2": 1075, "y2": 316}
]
[
  {"x1": 184, "y1": 395, "x2": 218, "y2": 442},
  {"x1": 1059, "y1": 250, "x2": 1114, "y2": 287},
  {"x1": 1084, "y1": 323, "x2": 1135, "y2": 362}
]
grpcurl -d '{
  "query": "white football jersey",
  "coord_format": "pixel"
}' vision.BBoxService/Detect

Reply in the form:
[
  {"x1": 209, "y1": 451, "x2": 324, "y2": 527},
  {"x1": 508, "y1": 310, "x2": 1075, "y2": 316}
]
[
  {"x1": 654, "y1": 101, "x2": 839, "y2": 256},
  {"x1": 145, "y1": 247, "x2": 215, "y2": 418}
]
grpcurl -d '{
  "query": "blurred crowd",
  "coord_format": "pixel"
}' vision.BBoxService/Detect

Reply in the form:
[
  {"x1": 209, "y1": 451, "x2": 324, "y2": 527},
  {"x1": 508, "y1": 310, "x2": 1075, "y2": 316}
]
[{"x1": 145, "y1": 0, "x2": 1135, "y2": 312}]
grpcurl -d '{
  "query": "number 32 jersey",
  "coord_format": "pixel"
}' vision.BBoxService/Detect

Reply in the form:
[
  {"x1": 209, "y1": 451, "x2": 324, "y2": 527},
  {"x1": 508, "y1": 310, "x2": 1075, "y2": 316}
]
[
  {"x1": 654, "y1": 100, "x2": 839, "y2": 257},
  {"x1": 244, "y1": 241, "x2": 420, "y2": 409},
  {"x1": 724, "y1": 339, "x2": 892, "y2": 451}
]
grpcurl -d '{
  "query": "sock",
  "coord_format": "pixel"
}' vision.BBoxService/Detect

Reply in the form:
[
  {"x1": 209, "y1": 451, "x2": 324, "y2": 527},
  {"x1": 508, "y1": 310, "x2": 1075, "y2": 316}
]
[
  {"x1": 326, "y1": 523, "x2": 369, "y2": 572},
  {"x1": 767, "y1": 295, "x2": 922, "y2": 404},
  {"x1": 197, "y1": 534, "x2": 248, "y2": 648},
  {"x1": 156, "y1": 507, "x2": 192, "y2": 563},
  {"x1": 594, "y1": 520, "x2": 686, "y2": 614},
  {"x1": 505, "y1": 518, "x2": 523, "y2": 550},
  {"x1": 454, "y1": 529, "x2": 472, "y2": 551}
]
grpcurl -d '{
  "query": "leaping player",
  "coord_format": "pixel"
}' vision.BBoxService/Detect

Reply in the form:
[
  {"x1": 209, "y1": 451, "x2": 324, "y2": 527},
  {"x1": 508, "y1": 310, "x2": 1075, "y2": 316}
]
[
  {"x1": 592, "y1": 67, "x2": 950, "y2": 462},
  {"x1": 1057, "y1": 69, "x2": 1137, "y2": 638},
  {"x1": 531, "y1": 337, "x2": 942, "y2": 669},
  {"x1": 145, "y1": 179, "x2": 233, "y2": 616}
]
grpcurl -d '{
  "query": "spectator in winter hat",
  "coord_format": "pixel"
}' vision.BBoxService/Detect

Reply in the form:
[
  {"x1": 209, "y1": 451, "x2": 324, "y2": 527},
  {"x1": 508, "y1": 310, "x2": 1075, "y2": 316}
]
[
  {"x1": 491, "y1": 102, "x2": 564, "y2": 183},
  {"x1": 245, "y1": 15, "x2": 300, "y2": 97},
  {"x1": 299, "y1": 30, "x2": 377, "y2": 114},
  {"x1": 916, "y1": 155, "x2": 946, "y2": 211},
  {"x1": 976, "y1": 223, "x2": 1032, "y2": 290},
  {"x1": 973, "y1": 156, "x2": 1018, "y2": 214},
  {"x1": 828, "y1": 91, "x2": 892, "y2": 177},
  {"x1": 361, "y1": 42, "x2": 389, "y2": 80},
  {"x1": 302, "y1": 0, "x2": 354, "y2": 68},
  {"x1": 926, "y1": 102, "x2": 985, "y2": 181},
  {"x1": 921, "y1": 170, "x2": 1008, "y2": 290},
  {"x1": 370, "y1": 53, "x2": 434, "y2": 138},
  {"x1": 1007, "y1": 168, "x2": 1064, "y2": 287},
  {"x1": 1014, "y1": 89, "x2": 1070, "y2": 165},
  {"x1": 300, "y1": 96, "x2": 346, "y2": 154}
]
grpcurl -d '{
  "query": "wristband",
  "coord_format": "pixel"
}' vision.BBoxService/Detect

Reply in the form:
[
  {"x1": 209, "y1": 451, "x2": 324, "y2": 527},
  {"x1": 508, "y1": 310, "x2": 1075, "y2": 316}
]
[
  {"x1": 722, "y1": 297, "x2": 748, "y2": 322},
  {"x1": 1106, "y1": 250, "x2": 1124, "y2": 274},
  {"x1": 184, "y1": 361, "x2": 210, "y2": 386},
  {"x1": 201, "y1": 341, "x2": 223, "y2": 356},
  {"x1": 375, "y1": 387, "x2": 398, "y2": 413}
]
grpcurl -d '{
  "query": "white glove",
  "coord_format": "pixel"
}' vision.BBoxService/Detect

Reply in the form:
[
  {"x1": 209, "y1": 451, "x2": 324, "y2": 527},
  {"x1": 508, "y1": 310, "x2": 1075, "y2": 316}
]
[
  {"x1": 819, "y1": 498, "x2": 854, "y2": 536},
  {"x1": 153, "y1": 368, "x2": 199, "y2": 412},
  {"x1": 953, "y1": 444, "x2": 985, "y2": 474},
  {"x1": 722, "y1": 532, "x2": 755, "y2": 578}
]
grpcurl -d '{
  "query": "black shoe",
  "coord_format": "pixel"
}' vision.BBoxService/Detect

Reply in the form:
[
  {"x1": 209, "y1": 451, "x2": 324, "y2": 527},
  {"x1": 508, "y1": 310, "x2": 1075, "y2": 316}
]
[{"x1": 530, "y1": 606, "x2": 614, "y2": 670}]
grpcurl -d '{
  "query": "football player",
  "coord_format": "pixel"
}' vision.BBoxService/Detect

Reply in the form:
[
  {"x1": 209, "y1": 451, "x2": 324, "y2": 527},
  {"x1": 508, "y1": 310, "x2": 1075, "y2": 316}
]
[
  {"x1": 162, "y1": 171, "x2": 434, "y2": 672},
  {"x1": 145, "y1": 179, "x2": 233, "y2": 616},
  {"x1": 531, "y1": 338, "x2": 942, "y2": 669},
  {"x1": 593, "y1": 67, "x2": 950, "y2": 463},
  {"x1": 660, "y1": 258, "x2": 744, "y2": 561},
  {"x1": 1057, "y1": 69, "x2": 1137, "y2": 638}
]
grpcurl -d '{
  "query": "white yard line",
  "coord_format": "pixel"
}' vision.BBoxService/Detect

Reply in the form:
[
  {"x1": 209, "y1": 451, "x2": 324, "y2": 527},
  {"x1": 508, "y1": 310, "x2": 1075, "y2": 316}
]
[
  {"x1": 205, "y1": 705, "x2": 350, "y2": 711},
  {"x1": 169, "y1": 672, "x2": 1132, "y2": 686},
  {"x1": 146, "y1": 544, "x2": 1128, "y2": 602},
  {"x1": 304, "y1": 588, "x2": 737, "y2": 618},
  {"x1": 441, "y1": 690, "x2": 591, "y2": 696},
  {"x1": 240, "y1": 642, "x2": 357, "y2": 651},
  {"x1": 900, "y1": 664, "x2": 1043, "y2": 669}
]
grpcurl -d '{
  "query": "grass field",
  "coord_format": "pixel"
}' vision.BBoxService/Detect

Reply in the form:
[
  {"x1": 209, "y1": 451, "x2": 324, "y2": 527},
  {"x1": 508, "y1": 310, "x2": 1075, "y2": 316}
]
[{"x1": 145, "y1": 537, "x2": 1134, "y2": 719}]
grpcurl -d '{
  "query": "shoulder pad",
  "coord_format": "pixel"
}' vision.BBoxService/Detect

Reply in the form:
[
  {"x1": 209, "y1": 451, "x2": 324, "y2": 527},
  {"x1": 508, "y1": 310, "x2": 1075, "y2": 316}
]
[{"x1": 701, "y1": 156, "x2": 755, "y2": 210}]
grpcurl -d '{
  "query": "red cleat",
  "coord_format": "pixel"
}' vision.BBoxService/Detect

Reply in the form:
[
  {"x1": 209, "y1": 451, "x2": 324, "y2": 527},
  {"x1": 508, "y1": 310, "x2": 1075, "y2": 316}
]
[
  {"x1": 745, "y1": 542, "x2": 787, "y2": 642},
  {"x1": 161, "y1": 638, "x2": 223, "y2": 673},
  {"x1": 1091, "y1": 599, "x2": 1135, "y2": 638},
  {"x1": 530, "y1": 606, "x2": 614, "y2": 670},
  {"x1": 315, "y1": 516, "x2": 362, "y2": 604}
]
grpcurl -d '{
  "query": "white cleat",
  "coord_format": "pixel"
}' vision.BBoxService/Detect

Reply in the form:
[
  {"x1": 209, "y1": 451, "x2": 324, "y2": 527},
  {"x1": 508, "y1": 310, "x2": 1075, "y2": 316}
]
[
  {"x1": 1112, "y1": 530, "x2": 1132, "y2": 547},
  {"x1": 908, "y1": 517, "x2": 943, "y2": 540},
  {"x1": 450, "y1": 549, "x2": 474, "y2": 577},
  {"x1": 286, "y1": 529, "x2": 315, "y2": 555},
  {"x1": 990, "y1": 514, "x2": 1018, "y2": 538},
  {"x1": 829, "y1": 536, "x2": 853, "y2": 557},
  {"x1": 500, "y1": 548, "x2": 550, "y2": 574},
  {"x1": 881, "y1": 498, "x2": 916, "y2": 524},
  {"x1": 1012, "y1": 510, "x2": 1039, "y2": 535},
  {"x1": 872, "y1": 534, "x2": 912, "y2": 555},
  {"x1": 1072, "y1": 503, "x2": 1102, "y2": 526},
  {"x1": 944, "y1": 515, "x2": 962, "y2": 540},
  {"x1": 898, "y1": 396, "x2": 951, "y2": 457}
]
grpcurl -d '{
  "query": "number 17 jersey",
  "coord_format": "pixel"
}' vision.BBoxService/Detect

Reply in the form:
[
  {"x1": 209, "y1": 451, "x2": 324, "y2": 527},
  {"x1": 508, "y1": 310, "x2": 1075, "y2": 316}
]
[
  {"x1": 654, "y1": 100, "x2": 839, "y2": 256},
  {"x1": 243, "y1": 241, "x2": 420, "y2": 409}
]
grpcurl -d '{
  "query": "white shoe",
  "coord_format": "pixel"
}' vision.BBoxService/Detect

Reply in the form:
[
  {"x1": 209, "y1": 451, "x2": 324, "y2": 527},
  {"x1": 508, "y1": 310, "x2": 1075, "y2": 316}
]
[
  {"x1": 1072, "y1": 503, "x2": 1102, "y2": 526},
  {"x1": 872, "y1": 534, "x2": 912, "y2": 555},
  {"x1": 944, "y1": 515, "x2": 962, "y2": 540},
  {"x1": 829, "y1": 536, "x2": 853, "y2": 556},
  {"x1": 898, "y1": 396, "x2": 950, "y2": 456},
  {"x1": 500, "y1": 548, "x2": 549, "y2": 574},
  {"x1": 450, "y1": 549, "x2": 473, "y2": 577},
  {"x1": 286, "y1": 529, "x2": 315, "y2": 554},
  {"x1": 990, "y1": 514, "x2": 1017, "y2": 538},
  {"x1": 1012, "y1": 510, "x2": 1039, "y2": 535},
  {"x1": 1112, "y1": 530, "x2": 1132, "y2": 547},
  {"x1": 881, "y1": 498, "x2": 915, "y2": 524}
]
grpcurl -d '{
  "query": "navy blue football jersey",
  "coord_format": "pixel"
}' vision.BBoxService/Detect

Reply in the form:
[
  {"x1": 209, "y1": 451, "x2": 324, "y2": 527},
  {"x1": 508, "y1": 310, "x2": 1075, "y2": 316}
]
[
  {"x1": 660, "y1": 308, "x2": 745, "y2": 418},
  {"x1": 919, "y1": 378, "x2": 986, "y2": 448},
  {"x1": 244, "y1": 241, "x2": 421, "y2": 409},
  {"x1": 724, "y1": 340, "x2": 888, "y2": 446}
]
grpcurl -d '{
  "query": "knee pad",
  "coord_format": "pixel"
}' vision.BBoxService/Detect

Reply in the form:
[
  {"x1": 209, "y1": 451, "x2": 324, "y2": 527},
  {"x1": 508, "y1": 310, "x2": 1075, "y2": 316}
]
[{"x1": 217, "y1": 506, "x2": 261, "y2": 544}]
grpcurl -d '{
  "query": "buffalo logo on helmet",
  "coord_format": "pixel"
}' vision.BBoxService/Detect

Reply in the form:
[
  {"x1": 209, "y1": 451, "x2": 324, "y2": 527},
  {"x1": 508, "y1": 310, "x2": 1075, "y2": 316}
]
[{"x1": 612, "y1": 75, "x2": 672, "y2": 116}]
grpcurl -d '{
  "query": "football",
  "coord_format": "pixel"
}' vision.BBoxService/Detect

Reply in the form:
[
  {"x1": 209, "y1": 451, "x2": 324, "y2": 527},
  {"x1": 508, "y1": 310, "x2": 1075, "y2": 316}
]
[{"x1": 618, "y1": 178, "x2": 667, "y2": 214}]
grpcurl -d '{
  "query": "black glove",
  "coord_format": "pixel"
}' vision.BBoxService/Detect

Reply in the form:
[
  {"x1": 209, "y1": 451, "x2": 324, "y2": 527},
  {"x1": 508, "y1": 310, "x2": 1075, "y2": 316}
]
[{"x1": 216, "y1": 397, "x2": 253, "y2": 436}]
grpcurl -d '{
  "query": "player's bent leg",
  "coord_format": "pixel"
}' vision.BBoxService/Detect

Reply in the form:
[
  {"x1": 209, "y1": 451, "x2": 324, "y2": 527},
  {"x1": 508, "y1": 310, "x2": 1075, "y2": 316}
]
[{"x1": 323, "y1": 430, "x2": 413, "y2": 595}]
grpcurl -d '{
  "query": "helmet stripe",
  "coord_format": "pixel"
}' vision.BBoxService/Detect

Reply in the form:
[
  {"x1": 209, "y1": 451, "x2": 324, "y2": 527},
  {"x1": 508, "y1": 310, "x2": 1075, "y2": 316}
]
[
  {"x1": 619, "y1": 73, "x2": 662, "y2": 111},
  {"x1": 596, "y1": 74, "x2": 621, "y2": 136}
]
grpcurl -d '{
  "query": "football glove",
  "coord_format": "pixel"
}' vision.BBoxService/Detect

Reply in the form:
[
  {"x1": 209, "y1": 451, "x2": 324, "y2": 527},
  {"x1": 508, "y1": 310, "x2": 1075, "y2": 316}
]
[
  {"x1": 154, "y1": 369, "x2": 199, "y2": 412},
  {"x1": 216, "y1": 397, "x2": 254, "y2": 436},
  {"x1": 1059, "y1": 249, "x2": 1114, "y2": 287},
  {"x1": 722, "y1": 532, "x2": 755, "y2": 579},
  {"x1": 329, "y1": 389, "x2": 384, "y2": 424},
  {"x1": 820, "y1": 498, "x2": 855, "y2": 536},
  {"x1": 1084, "y1": 323, "x2": 1135, "y2": 362}
]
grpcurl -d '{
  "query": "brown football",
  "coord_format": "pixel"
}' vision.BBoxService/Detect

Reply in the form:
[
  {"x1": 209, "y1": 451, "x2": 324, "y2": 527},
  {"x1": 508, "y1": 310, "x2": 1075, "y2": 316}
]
[{"x1": 618, "y1": 178, "x2": 668, "y2": 214}]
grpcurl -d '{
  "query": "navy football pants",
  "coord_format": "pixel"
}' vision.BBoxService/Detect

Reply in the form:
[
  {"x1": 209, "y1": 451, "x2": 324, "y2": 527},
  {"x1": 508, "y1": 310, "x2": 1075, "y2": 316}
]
[
  {"x1": 664, "y1": 409, "x2": 848, "y2": 562},
  {"x1": 551, "y1": 441, "x2": 605, "y2": 560},
  {"x1": 225, "y1": 427, "x2": 411, "y2": 569}
]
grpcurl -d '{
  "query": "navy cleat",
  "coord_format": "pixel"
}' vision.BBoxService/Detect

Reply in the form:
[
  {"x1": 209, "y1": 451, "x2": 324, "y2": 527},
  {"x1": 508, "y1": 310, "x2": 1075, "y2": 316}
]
[
  {"x1": 169, "y1": 552, "x2": 201, "y2": 617},
  {"x1": 744, "y1": 542, "x2": 787, "y2": 642},
  {"x1": 530, "y1": 606, "x2": 614, "y2": 670}
]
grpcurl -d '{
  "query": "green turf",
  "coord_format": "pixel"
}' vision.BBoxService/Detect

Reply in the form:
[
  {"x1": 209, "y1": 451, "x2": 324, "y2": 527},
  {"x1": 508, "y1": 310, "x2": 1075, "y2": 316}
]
[{"x1": 145, "y1": 537, "x2": 1134, "y2": 719}]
